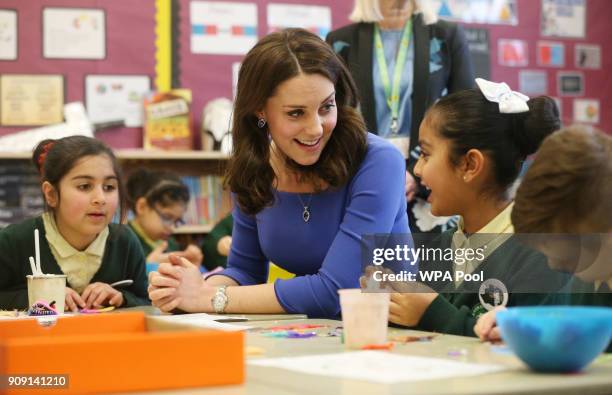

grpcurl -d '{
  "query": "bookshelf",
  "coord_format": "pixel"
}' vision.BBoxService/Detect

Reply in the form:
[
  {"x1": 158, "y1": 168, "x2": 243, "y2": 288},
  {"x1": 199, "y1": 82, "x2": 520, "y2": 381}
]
[{"x1": 0, "y1": 150, "x2": 231, "y2": 233}]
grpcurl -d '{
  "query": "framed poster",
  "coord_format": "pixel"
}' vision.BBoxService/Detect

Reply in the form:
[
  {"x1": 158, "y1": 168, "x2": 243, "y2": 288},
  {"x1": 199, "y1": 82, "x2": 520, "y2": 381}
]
[
  {"x1": 85, "y1": 75, "x2": 151, "y2": 127},
  {"x1": 498, "y1": 39, "x2": 528, "y2": 67},
  {"x1": 267, "y1": 4, "x2": 331, "y2": 39},
  {"x1": 519, "y1": 70, "x2": 548, "y2": 96},
  {"x1": 0, "y1": 9, "x2": 17, "y2": 60},
  {"x1": 0, "y1": 74, "x2": 64, "y2": 126},
  {"x1": 43, "y1": 7, "x2": 106, "y2": 59},
  {"x1": 190, "y1": 1, "x2": 257, "y2": 55},
  {"x1": 573, "y1": 99, "x2": 599, "y2": 124},
  {"x1": 575, "y1": 44, "x2": 602, "y2": 69},
  {"x1": 557, "y1": 72, "x2": 584, "y2": 96},
  {"x1": 537, "y1": 41, "x2": 564, "y2": 67},
  {"x1": 542, "y1": 0, "x2": 586, "y2": 38}
]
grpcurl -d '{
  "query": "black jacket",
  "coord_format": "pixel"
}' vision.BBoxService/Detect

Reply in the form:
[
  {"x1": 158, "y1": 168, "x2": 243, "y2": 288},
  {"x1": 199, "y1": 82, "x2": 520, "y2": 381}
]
[{"x1": 326, "y1": 14, "x2": 474, "y2": 165}]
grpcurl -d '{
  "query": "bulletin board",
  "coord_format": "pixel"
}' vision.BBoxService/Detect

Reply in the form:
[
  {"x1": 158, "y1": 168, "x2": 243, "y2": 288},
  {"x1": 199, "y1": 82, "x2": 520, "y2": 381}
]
[
  {"x1": 0, "y1": 0, "x2": 157, "y2": 148},
  {"x1": 461, "y1": 0, "x2": 610, "y2": 129},
  {"x1": 0, "y1": 0, "x2": 609, "y2": 150}
]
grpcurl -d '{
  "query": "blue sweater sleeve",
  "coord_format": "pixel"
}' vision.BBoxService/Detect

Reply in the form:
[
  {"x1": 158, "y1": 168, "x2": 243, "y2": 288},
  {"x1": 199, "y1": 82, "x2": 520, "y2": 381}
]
[
  {"x1": 216, "y1": 204, "x2": 269, "y2": 286},
  {"x1": 275, "y1": 143, "x2": 408, "y2": 317}
]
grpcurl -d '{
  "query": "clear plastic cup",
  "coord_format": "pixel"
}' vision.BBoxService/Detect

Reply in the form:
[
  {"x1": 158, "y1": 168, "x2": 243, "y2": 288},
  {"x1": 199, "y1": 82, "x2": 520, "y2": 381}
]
[
  {"x1": 338, "y1": 289, "x2": 390, "y2": 349},
  {"x1": 26, "y1": 274, "x2": 67, "y2": 314}
]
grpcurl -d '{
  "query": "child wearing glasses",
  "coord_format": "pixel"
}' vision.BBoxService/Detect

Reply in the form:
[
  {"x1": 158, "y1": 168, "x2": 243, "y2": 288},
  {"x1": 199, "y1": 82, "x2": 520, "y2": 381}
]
[{"x1": 126, "y1": 169, "x2": 203, "y2": 268}]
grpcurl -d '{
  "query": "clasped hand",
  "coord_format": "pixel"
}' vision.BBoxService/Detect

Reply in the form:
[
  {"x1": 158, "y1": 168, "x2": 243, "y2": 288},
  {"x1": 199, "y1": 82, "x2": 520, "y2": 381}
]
[{"x1": 148, "y1": 254, "x2": 215, "y2": 312}]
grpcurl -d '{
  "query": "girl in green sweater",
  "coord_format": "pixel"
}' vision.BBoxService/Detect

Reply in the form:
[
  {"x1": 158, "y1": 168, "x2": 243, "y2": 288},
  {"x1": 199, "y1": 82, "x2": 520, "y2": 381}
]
[
  {"x1": 0, "y1": 136, "x2": 149, "y2": 312},
  {"x1": 126, "y1": 168, "x2": 203, "y2": 268},
  {"x1": 379, "y1": 79, "x2": 567, "y2": 336}
]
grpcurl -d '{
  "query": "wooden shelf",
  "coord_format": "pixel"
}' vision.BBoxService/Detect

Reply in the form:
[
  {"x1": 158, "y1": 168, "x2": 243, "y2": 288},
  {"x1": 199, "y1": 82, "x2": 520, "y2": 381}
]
[
  {"x1": 172, "y1": 224, "x2": 213, "y2": 234},
  {"x1": 0, "y1": 151, "x2": 30, "y2": 159},
  {"x1": 0, "y1": 150, "x2": 229, "y2": 161},
  {"x1": 115, "y1": 150, "x2": 229, "y2": 161}
]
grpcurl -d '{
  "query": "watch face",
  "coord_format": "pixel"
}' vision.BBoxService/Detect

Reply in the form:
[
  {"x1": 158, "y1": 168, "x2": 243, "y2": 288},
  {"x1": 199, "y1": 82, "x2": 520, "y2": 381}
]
[{"x1": 213, "y1": 288, "x2": 228, "y2": 313}]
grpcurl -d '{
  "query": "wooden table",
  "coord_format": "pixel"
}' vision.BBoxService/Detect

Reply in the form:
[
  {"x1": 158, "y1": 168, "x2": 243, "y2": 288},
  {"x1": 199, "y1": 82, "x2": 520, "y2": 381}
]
[{"x1": 135, "y1": 317, "x2": 612, "y2": 395}]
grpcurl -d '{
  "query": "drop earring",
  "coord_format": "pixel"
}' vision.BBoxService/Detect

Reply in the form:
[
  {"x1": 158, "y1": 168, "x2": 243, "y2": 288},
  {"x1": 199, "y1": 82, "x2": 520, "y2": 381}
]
[{"x1": 257, "y1": 117, "x2": 267, "y2": 128}]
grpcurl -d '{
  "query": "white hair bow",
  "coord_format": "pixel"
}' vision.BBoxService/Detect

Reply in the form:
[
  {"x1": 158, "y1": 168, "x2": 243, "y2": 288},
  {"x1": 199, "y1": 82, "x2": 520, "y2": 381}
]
[{"x1": 475, "y1": 78, "x2": 530, "y2": 114}]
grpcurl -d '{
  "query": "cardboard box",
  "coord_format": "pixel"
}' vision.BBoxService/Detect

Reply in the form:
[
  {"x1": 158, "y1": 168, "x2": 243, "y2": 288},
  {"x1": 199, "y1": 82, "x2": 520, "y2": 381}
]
[{"x1": 0, "y1": 312, "x2": 244, "y2": 394}]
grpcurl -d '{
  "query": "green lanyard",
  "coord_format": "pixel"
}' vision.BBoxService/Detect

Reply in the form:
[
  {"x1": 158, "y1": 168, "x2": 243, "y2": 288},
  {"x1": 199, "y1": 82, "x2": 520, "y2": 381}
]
[{"x1": 374, "y1": 19, "x2": 412, "y2": 134}]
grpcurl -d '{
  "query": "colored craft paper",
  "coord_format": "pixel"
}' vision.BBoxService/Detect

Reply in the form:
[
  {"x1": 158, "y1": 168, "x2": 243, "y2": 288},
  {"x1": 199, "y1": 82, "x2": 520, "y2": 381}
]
[
  {"x1": 267, "y1": 4, "x2": 331, "y2": 39},
  {"x1": 190, "y1": 1, "x2": 258, "y2": 55}
]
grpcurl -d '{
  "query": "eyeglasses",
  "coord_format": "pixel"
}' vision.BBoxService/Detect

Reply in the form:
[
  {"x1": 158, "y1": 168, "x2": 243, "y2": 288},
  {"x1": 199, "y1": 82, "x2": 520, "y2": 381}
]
[{"x1": 154, "y1": 207, "x2": 185, "y2": 228}]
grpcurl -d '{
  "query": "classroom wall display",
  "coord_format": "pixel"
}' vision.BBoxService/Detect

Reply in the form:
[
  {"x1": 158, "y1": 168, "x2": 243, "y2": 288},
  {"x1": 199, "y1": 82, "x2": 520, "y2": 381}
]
[
  {"x1": 537, "y1": 41, "x2": 564, "y2": 67},
  {"x1": 0, "y1": 9, "x2": 17, "y2": 60},
  {"x1": 85, "y1": 75, "x2": 151, "y2": 128},
  {"x1": 575, "y1": 44, "x2": 601, "y2": 69},
  {"x1": 43, "y1": 7, "x2": 106, "y2": 59},
  {"x1": 541, "y1": 0, "x2": 586, "y2": 38},
  {"x1": 0, "y1": 74, "x2": 64, "y2": 126},
  {"x1": 518, "y1": 70, "x2": 548, "y2": 96},
  {"x1": 190, "y1": 1, "x2": 258, "y2": 55},
  {"x1": 498, "y1": 39, "x2": 528, "y2": 67},
  {"x1": 433, "y1": 0, "x2": 518, "y2": 25},
  {"x1": 573, "y1": 98, "x2": 599, "y2": 124},
  {"x1": 557, "y1": 72, "x2": 584, "y2": 96},
  {"x1": 267, "y1": 4, "x2": 331, "y2": 39},
  {"x1": 1, "y1": 0, "x2": 609, "y2": 145},
  {"x1": 464, "y1": 27, "x2": 491, "y2": 79}
]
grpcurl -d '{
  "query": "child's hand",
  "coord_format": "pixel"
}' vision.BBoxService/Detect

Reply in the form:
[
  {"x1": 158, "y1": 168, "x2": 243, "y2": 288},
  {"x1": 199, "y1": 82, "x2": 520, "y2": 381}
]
[
  {"x1": 217, "y1": 236, "x2": 232, "y2": 256},
  {"x1": 65, "y1": 287, "x2": 86, "y2": 312},
  {"x1": 147, "y1": 241, "x2": 169, "y2": 263},
  {"x1": 81, "y1": 282, "x2": 124, "y2": 309},
  {"x1": 175, "y1": 244, "x2": 204, "y2": 266},
  {"x1": 405, "y1": 171, "x2": 417, "y2": 202},
  {"x1": 389, "y1": 292, "x2": 438, "y2": 327},
  {"x1": 474, "y1": 306, "x2": 506, "y2": 342}
]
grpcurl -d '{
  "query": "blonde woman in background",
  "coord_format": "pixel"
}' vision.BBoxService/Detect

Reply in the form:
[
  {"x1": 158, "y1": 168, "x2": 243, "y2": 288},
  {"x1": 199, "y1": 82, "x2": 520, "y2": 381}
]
[{"x1": 327, "y1": 0, "x2": 474, "y2": 233}]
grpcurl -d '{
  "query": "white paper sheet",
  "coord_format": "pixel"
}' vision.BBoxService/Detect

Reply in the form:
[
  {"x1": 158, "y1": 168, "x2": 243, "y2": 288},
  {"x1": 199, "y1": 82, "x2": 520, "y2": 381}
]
[
  {"x1": 150, "y1": 313, "x2": 250, "y2": 331},
  {"x1": 249, "y1": 351, "x2": 508, "y2": 384},
  {"x1": 85, "y1": 75, "x2": 150, "y2": 127},
  {"x1": 541, "y1": 0, "x2": 586, "y2": 38},
  {"x1": 573, "y1": 99, "x2": 600, "y2": 124},
  {"x1": 267, "y1": 4, "x2": 331, "y2": 39},
  {"x1": 43, "y1": 8, "x2": 105, "y2": 59},
  {"x1": 190, "y1": 1, "x2": 258, "y2": 55},
  {"x1": 433, "y1": 0, "x2": 518, "y2": 25},
  {"x1": 0, "y1": 9, "x2": 17, "y2": 60},
  {"x1": 575, "y1": 44, "x2": 602, "y2": 69}
]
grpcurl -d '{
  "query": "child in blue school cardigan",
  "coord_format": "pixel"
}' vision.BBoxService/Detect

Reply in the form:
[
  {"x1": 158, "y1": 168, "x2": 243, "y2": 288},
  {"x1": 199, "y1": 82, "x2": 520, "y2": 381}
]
[{"x1": 0, "y1": 136, "x2": 149, "y2": 312}]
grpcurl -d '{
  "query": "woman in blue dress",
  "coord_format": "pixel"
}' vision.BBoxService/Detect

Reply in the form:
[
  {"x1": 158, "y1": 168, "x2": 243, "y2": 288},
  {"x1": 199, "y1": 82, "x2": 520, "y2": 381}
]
[{"x1": 148, "y1": 28, "x2": 409, "y2": 318}]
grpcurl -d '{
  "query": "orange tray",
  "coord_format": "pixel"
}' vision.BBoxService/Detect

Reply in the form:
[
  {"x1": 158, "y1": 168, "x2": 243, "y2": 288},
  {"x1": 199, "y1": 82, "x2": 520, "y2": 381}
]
[{"x1": 0, "y1": 312, "x2": 244, "y2": 394}]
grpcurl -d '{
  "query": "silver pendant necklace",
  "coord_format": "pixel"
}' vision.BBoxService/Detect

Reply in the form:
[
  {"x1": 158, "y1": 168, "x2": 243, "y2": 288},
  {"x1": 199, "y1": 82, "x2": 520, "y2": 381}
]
[{"x1": 297, "y1": 193, "x2": 313, "y2": 223}]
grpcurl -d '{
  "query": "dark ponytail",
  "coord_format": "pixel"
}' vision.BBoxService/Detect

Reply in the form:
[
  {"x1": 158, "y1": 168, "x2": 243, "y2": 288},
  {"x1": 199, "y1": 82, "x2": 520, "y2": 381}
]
[
  {"x1": 126, "y1": 168, "x2": 189, "y2": 212},
  {"x1": 32, "y1": 135, "x2": 126, "y2": 222},
  {"x1": 426, "y1": 88, "x2": 560, "y2": 193}
]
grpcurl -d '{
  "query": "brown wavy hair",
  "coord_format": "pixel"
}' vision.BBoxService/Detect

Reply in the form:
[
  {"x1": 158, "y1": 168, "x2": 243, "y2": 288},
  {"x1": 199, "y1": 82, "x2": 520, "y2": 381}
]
[
  {"x1": 512, "y1": 125, "x2": 612, "y2": 233},
  {"x1": 225, "y1": 28, "x2": 368, "y2": 215}
]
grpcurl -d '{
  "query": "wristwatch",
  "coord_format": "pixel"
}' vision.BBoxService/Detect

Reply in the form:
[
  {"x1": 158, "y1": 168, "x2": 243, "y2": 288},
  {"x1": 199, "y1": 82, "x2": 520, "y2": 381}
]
[{"x1": 211, "y1": 285, "x2": 229, "y2": 313}]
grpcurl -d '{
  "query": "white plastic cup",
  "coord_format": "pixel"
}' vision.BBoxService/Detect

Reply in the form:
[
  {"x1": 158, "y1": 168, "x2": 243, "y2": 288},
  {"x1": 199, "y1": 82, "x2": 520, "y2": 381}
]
[
  {"x1": 26, "y1": 274, "x2": 67, "y2": 314},
  {"x1": 338, "y1": 289, "x2": 390, "y2": 349}
]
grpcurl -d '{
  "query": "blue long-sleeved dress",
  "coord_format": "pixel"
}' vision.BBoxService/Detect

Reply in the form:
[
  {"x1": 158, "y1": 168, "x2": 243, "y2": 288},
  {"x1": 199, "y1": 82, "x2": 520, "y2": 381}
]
[{"x1": 217, "y1": 133, "x2": 409, "y2": 318}]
